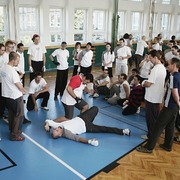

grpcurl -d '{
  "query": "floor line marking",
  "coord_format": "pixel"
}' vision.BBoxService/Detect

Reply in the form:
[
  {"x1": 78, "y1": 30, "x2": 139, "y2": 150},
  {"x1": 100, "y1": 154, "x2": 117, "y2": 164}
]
[{"x1": 22, "y1": 133, "x2": 86, "y2": 180}]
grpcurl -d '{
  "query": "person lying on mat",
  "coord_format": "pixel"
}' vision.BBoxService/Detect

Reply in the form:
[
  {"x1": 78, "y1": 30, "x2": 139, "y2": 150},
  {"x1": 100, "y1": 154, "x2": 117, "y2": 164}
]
[{"x1": 44, "y1": 106, "x2": 131, "y2": 146}]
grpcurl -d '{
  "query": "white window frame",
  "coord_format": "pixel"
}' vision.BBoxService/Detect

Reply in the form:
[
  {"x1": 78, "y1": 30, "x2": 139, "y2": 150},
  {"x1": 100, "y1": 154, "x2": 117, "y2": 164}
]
[
  {"x1": 176, "y1": 14, "x2": 180, "y2": 39},
  {"x1": 118, "y1": 11, "x2": 126, "y2": 39},
  {"x1": 161, "y1": 13, "x2": 170, "y2": 39},
  {"x1": 74, "y1": 9, "x2": 87, "y2": 43},
  {"x1": 49, "y1": 7, "x2": 64, "y2": 45},
  {"x1": 92, "y1": 9, "x2": 106, "y2": 43},
  {"x1": 0, "y1": 5, "x2": 8, "y2": 42},
  {"x1": 18, "y1": 5, "x2": 39, "y2": 46},
  {"x1": 162, "y1": 0, "x2": 171, "y2": 4}
]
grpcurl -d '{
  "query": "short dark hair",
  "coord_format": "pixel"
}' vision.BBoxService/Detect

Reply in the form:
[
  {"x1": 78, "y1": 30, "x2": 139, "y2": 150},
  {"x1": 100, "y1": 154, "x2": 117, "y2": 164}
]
[
  {"x1": 75, "y1": 42, "x2": 81, "y2": 48},
  {"x1": 84, "y1": 73, "x2": 94, "y2": 82},
  {"x1": 0, "y1": 43, "x2": 5, "y2": 49},
  {"x1": 172, "y1": 45, "x2": 179, "y2": 50},
  {"x1": 5, "y1": 40, "x2": 14, "y2": 47},
  {"x1": 149, "y1": 49, "x2": 161, "y2": 59},
  {"x1": 32, "y1": 34, "x2": 40, "y2": 41},
  {"x1": 120, "y1": 73, "x2": 127, "y2": 80},
  {"x1": 134, "y1": 74, "x2": 141, "y2": 82},
  {"x1": 87, "y1": 42, "x2": 92, "y2": 47},
  {"x1": 61, "y1": 41, "x2": 67, "y2": 45},
  {"x1": 17, "y1": 43, "x2": 24, "y2": 49},
  {"x1": 131, "y1": 68, "x2": 139, "y2": 74},
  {"x1": 9, "y1": 52, "x2": 20, "y2": 61},
  {"x1": 34, "y1": 72, "x2": 43, "y2": 78},
  {"x1": 171, "y1": 57, "x2": 180, "y2": 69},
  {"x1": 119, "y1": 38, "x2": 125, "y2": 42}
]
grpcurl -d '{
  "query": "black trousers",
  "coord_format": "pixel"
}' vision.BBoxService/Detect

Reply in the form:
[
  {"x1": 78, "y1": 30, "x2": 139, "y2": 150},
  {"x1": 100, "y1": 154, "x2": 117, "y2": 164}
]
[
  {"x1": 30, "y1": 61, "x2": 43, "y2": 82},
  {"x1": 27, "y1": 91, "x2": 50, "y2": 111},
  {"x1": 122, "y1": 105, "x2": 137, "y2": 115},
  {"x1": 55, "y1": 69, "x2": 68, "y2": 97},
  {"x1": 0, "y1": 83, "x2": 5, "y2": 116},
  {"x1": 134, "y1": 54, "x2": 143, "y2": 71},
  {"x1": 96, "y1": 86, "x2": 110, "y2": 96},
  {"x1": 79, "y1": 106, "x2": 123, "y2": 134},
  {"x1": 80, "y1": 66, "x2": 92, "y2": 74},
  {"x1": 146, "y1": 106, "x2": 178, "y2": 150},
  {"x1": 72, "y1": 65, "x2": 79, "y2": 76}
]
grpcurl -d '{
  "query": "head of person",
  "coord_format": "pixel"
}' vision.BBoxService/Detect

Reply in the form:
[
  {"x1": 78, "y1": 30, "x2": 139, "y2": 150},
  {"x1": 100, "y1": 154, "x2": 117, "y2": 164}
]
[
  {"x1": 32, "y1": 34, "x2": 40, "y2": 45},
  {"x1": 34, "y1": 72, "x2": 43, "y2": 83},
  {"x1": 129, "y1": 34, "x2": 133, "y2": 40},
  {"x1": 103, "y1": 69, "x2": 109, "y2": 77},
  {"x1": 119, "y1": 38, "x2": 125, "y2": 47},
  {"x1": 75, "y1": 42, "x2": 81, "y2": 49},
  {"x1": 61, "y1": 41, "x2": 67, "y2": 50},
  {"x1": 86, "y1": 42, "x2": 92, "y2": 50},
  {"x1": 148, "y1": 50, "x2": 161, "y2": 65},
  {"x1": 167, "y1": 57, "x2": 180, "y2": 73},
  {"x1": 0, "y1": 43, "x2": 5, "y2": 56},
  {"x1": 52, "y1": 127, "x2": 63, "y2": 139},
  {"x1": 123, "y1": 33, "x2": 129, "y2": 39},
  {"x1": 171, "y1": 45, "x2": 179, "y2": 55},
  {"x1": 118, "y1": 73, "x2": 127, "y2": 84},
  {"x1": 171, "y1": 35, "x2": 176, "y2": 41},
  {"x1": 168, "y1": 40, "x2": 175, "y2": 48},
  {"x1": 131, "y1": 68, "x2": 139, "y2": 76},
  {"x1": 9, "y1": 52, "x2": 20, "y2": 66},
  {"x1": 5, "y1": 40, "x2": 14, "y2": 53},
  {"x1": 142, "y1": 36, "x2": 146, "y2": 41},
  {"x1": 133, "y1": 75, "x2": 141, "y2": 86},
  {"x1": 17, "y1": 43, "x2": 24, "y2": 53},
  {"x1": 157, "y1": 33, "x2": 162, "y2": 39},
  {"x1": 105, "y1": 42, "x2": 112, "y2": 51},
  {"x1": 82, "y1": 73, "x2": 94, "y2": 85}
]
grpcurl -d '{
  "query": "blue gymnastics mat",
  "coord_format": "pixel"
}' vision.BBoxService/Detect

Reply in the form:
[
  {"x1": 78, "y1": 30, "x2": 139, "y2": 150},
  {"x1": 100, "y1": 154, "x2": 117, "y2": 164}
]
[{"x1": 0, "y1": 96, "x2": 147, "y2": 179}]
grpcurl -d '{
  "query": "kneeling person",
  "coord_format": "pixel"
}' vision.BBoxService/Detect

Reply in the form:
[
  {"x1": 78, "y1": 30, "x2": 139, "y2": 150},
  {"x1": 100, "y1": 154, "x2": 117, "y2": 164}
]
[
  {"x1": 27, "y1": 72, "x2": 50, "y2": 111},
  {"x1": 44, "y1": 106, "x2": 131, "y2": 146}
]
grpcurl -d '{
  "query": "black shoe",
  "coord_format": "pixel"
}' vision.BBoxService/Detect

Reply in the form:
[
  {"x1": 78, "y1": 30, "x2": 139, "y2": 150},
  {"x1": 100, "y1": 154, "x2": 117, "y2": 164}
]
[
  {"x1": 159, "y1": 144, "x2": 171, "y2": 152},
  {"x1": 23, "y1": 118, "x2": 31, "y2": 124},
  {"x1": 23, "y1": 100, "x2": 26, "y2": 103}
]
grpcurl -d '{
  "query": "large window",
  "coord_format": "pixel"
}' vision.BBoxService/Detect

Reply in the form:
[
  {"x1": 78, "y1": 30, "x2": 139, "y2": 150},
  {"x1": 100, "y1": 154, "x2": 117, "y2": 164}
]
[
  {"x1": 74, "y1": 9, "x2": 87, "y2": 42},
  {"x1": 0, "y1": 6, "x2": 8, "y2": 42},
  {"x1": 162, "y1": 0, "x2": 171, "y2": 4},
  {"x1": 118, "y1": 11, "x2": 126, "y2": 39},
  {"x1": 177, "y1": 14, "x2": 180, "y2": 39},
  {"x1": 19, "y1": 7, "x2": 39, "y2": 45},
  {"x1": 49, "y1": 8, "x2": 63, "y2": 44},
  {"x1": 131, "y1": 12, "x2": 141, "y2": 31},
  {"x1": 92, "y1": 10, "x2": 106, "y2": 42},
  {"x1": 161, "y1": 13, "x2": 169, "y2": 38}
]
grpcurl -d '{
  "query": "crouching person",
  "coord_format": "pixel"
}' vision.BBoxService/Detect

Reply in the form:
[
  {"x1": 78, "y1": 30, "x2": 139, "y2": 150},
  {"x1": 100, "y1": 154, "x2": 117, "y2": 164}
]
[{"x1": 27, "y1": 72, "x2": 50, "y2": 111}]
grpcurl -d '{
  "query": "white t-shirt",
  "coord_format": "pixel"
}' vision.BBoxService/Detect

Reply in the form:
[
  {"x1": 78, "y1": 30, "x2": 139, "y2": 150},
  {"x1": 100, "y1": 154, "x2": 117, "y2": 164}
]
[
  {"x1": 115, "y1": 46, "x2": 131, "y2": 64},
  {"x1": 1, "y1": 64, "x2": 23, "y2": 99},
  {"x1": 16, "y1": 51, "x2": 25, "y2": 74},
  {"x1": 0, "y1": 55, "x2": 6, "y2": 83},
  {"x1": 51, "y1": 49, "x2": 69, "y2": 70},
  {"x1": 80, "y1": 50, "x2": 93, "y2": 67},
  {"x1": 27, "y1": 43, "x2": 46, "y2": 61},
  {"x1": 145, "y1": 64, "x2": 166, "y2": 103},
  {"x1": 152, "y1": 43, "x2": 161, "y2": 51},
  {"x1": 2, "y1": 52, "x2": 9, "y2": 64},
  {"x1": 140, "y1": 61, "x2": 154, "y2": 79},
  {"x1": 73, "y1": 49, "x2": 82, "y2": 65},
  {"x1": 102, "y1": 51, "x2": 115, "y2": 68},
  {"x1": 29, "y1": 78, "x2": 47, "y2": 94},
  {"x1": 97, "y1": 76, "x2": 110, "y2": 88},
  {"x1": 46, "y1": 118, "x2": 86, "y2": 135},
  {"x1": 119, "y1": 80, "x2": 130, "y2": 99},
  {"x1": 135, "y1": 40, "x2": 148, "y2": 56}
]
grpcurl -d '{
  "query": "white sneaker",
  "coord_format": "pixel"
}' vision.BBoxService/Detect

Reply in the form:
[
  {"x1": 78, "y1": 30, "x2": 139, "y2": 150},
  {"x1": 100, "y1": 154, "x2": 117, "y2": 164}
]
[
  {"x1": 136, "y1": 107, "x2": 140, "y2": 114},
  {"x1": 122, "y1": 104, "x2": 128, "y2": 109},
  {"x1": 141, "y1": 135, "x2": 148, "y2": 140},
  {"x1": 123, "y1": 128, "x2": 131, "y2": 136},
  {"x1": 93, "y1": 93, "x2": 99, "y2": 98},
  {"x1": 41, "y1": 106, "x2": 49, "y2": 111}
]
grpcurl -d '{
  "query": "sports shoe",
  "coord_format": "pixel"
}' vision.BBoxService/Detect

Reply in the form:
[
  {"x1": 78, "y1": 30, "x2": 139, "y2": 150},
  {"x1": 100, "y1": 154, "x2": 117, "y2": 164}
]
[
  {"x1": 159, "y1": 144, "x2": 171, "y2": 152},
  {"x1": 136, "y1": 107, "x2": 140, "y2": 114},
  {"x1": 41, "y1": 106, "x2": 49, "y2": 111},
  {"x1": 23, "y1": 118, "x2": 31, "y2": 124},
  {"x1": 174, "y1": 136, "x2": 180, "y2": 142},
  {"x1": 122, "y1": 104, "x2": 128, "y2": 109},
  {"x1": 136, "y1": 146, "x2": 152, "y2": 153},
  {"x1": 141, "y1": 135, "x2": 148, "y2": 140},
  {"x1": 93, "y1": 93, "x2": 99, "y2": 98},
  {"x1": 123, "y1": 128, "x2": 131, "y2": 136}
]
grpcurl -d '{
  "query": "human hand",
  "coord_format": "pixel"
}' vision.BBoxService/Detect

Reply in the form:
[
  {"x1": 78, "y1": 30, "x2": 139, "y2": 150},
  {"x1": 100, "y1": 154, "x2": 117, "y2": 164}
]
[
  {"x1": 42, "y1": 66, "x2": 46, "y2": 72},
  {"x1": 88, "y1": 139, "x2": 99, "y2": 146},
  {"x1": 29, "y1": 66, "x2": 34, "y2": 73},
  {"x1": 75, "y1": 97, "x2": 82, "y2": 104}
]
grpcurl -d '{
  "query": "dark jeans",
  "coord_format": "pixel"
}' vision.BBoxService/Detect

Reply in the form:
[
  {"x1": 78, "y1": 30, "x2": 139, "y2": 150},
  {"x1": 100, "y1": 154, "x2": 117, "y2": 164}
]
[
  {"x1": 145, "y1": 100, "x2": 160, "y2": 138},
  {"x1": 146, "y1": 107, "x2": 178, "y2": 150},
  {"x1": 30, "y1": 60, "x2": 43, "y2": 82},
  {"x1": 79, "y1": 106, "x2": 123, "y2": 135},
  {"x1": 27, "y1": 91, "x2": 50, "y2": 111},
  {"x1": 96, "y1": 86, "x2": 110, "y2": 96},
  {"x1": 55, "y1": 69, "x2": 68, "y2": 97},
  {"x1": 5, "y1": 96, "x2": 24, "y2": 136},
  {"x1": 122, "y1": 105, "x2": 137, "y2": 115}
]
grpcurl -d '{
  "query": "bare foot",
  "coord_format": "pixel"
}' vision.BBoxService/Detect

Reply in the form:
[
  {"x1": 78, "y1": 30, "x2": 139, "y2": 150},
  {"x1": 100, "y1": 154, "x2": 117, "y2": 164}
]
[{"x1": 44, "y1": 123, "x2": 50, "y2": 131}]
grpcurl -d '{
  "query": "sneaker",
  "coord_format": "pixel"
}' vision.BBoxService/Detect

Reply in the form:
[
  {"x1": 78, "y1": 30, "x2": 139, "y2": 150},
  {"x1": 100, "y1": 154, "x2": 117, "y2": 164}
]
[
  {"x1": 174, "y1": 136, "x2": 180, "y2": 142},
  {"x1": 123, "y1": 128, "x2": 131, "y2": 136},
  {"x1": 141, "y1": 135, "x2": 148, "y2": 140},
  {"x1": 93, "y1": 93, "x2": 99, "y2": 98},
  {"x1": 159, "y1": 144, "x2": 171, "y2": 152},
  {"x1": 122, "y1": 104, "x2": 128, "y2": 109},
  {"x1": 23, "y1": 118, "x2": 31, "y2": 124},
  {"x1": 41, "y1": 106, "x2": 49, "y2": 111},
  {"x1": 136, "y1": 107, "x2": 140, "y2": 114},
  {"x1": 136, "y1": 146, "x2": 152, "y2": 153}
]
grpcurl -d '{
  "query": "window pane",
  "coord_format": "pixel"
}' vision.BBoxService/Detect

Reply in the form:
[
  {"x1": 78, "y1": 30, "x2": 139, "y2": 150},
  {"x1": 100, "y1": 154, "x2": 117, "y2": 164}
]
[
  {"x1": 49, "y1": 8, "x2": 62, "y2": 30},
  {"x1": 132, "y1": 12, "x2": 141, "y2": 31},
  {"x1": 19, "y1": 7, "x2": 38, "y2": 31},
  {"x1": 51, "y1": 34, "x2": 62, "y2": 43},
  {"x1": 0, "y1": 6, "x2": 5, "y2": 32},
  {"x1": 118, "y1": 11, "x2": 126, "y2": 31},
  {"x1": 162, "y1": 0, "x2": 171, "y2": 4},
  {"x1": 74, "y1": 9, "x2": 86, "y2": 30},
  {"x1": 74, "y1": 33, "x2": 84, "y2": 41},
  {"x1": 93, "y1": 10, "x2": 104, "y2": 30},
  {"x1": 92, "y1": 33, "x2": 104, "y2": 42},
  {"x1": 161, "y1": 13, "x2": 169, "y2": 31},
  {"x1": 0, "y1": 35, "x2": 5, "y2": 42}
]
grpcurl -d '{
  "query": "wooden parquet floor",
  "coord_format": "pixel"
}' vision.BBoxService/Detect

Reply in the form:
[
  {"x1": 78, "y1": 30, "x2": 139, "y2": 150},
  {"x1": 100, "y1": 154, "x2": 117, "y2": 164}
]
[{"x1": 91, "y1": 137, "x2": 180, "y2": 180}]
